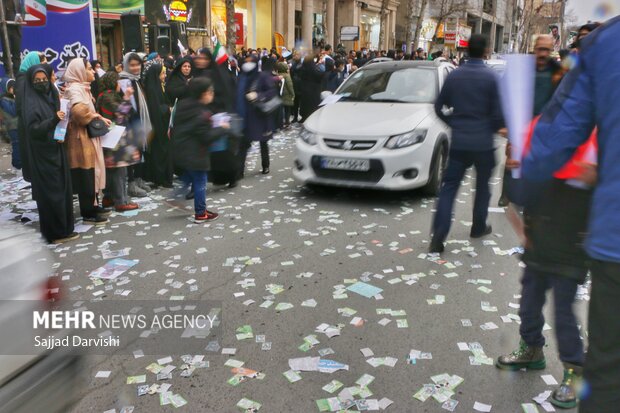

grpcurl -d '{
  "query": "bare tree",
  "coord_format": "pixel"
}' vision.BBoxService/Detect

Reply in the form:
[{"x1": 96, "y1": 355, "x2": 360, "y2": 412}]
[
  {"x1": 516, "y1": 0, "x2": 550, "y2": 52},
  {"x1": 413, "y1": 0, "x2": 428, "y2": 53},
  {"x1": 225, "y1": 0, "x2": 236, "y2": 52},
  {"x1": 429, "y1": 0, "x2": 469, "y2": 49},
  {"x1": 404, "y1": 0, "x2": 417, "y2": 55},
  {"x1": 378, "y1": 0, "x2": 390, "y2": 50}
]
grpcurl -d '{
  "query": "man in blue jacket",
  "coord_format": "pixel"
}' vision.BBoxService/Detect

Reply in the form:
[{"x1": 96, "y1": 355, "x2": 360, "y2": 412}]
[
  {"x1": 522, "y1": 17, "x2": 620, "y2": 413},
  {"x1": 430, "y1": 34, "x2": 504, "y2": 253}
]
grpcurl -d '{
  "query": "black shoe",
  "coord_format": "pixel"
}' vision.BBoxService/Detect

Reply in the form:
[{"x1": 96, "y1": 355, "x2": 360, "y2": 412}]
[
  {"x1": 429, "y1": 239, "x2": 444, "y2": 254},
  {"x1": 262, "y1": 167, "x2": 270, "y2": 175},
  {"x1": 470, "y1": 225, "x2": 493, "y2": 239},
  {"x1": 498, "y1": 196, "x2": 509, "y2": 207},
  {"x1": 94, "y1": 206, "x2": 112, "y2": 217},
  {"x1": 228, "y1": 181, "x2": 238, "y2": 188},
  {"x1": 185, "y1": 190, "x2": 194, "y2": 200},
  {"x1": 83, "y1": 216, "x2": 109, "y2": 226}
]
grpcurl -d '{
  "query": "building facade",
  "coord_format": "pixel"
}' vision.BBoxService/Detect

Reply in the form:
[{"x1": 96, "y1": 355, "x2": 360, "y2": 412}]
[{"x1": 394, "y1": 0, "x2": 519, "y2": 55}]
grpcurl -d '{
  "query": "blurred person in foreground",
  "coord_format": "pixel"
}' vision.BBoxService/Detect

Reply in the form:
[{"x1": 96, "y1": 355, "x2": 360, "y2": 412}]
[
  {"x1": 495, "y1": 29, "x2": 599, "y2": 409},
  {"x1": 522, "y1": 17, "x2": 620, "y2": 413},
  {"x1": 429, "y1": 34, "x2": 503, "y2": 253}
]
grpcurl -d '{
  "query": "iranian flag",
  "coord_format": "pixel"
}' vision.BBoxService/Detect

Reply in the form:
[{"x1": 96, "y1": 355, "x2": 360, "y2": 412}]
[
  {"x1": 213, "y1": 38, "x2": 228, "y2": 65},
  {"x1": 47, "y1": 0, "x2": 89, "y2": 13},
  {"x1": 25, "y1": 0, "x2": 46, "y2": 26}
]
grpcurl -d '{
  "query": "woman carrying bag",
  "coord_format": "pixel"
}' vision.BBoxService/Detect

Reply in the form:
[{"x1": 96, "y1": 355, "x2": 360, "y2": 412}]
[
  {"x1": 64, "y1": 58, "x2": 111, "y2": 225},
  {"x1": 236, "y1": 56, "x2": 279, "y2": 177}
]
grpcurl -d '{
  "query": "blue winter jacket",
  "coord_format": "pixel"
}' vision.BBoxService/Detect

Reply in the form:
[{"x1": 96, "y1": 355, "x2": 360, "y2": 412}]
[{"x1": 522, "y1": 17, "x2": 620, "y2": 263}]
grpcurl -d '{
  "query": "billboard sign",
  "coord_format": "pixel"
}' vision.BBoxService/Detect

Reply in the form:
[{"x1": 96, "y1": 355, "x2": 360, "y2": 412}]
[{"x1": 1, "y1": 0, "x2": 96, "y2": 75}]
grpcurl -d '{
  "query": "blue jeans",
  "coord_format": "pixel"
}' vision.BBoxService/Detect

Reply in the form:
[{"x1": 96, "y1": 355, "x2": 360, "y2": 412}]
[
  {"x1": 519, "y1": 266, "x2": 584, "y2": 365},
  {"x1": 180, "y1": 170, "x2": 207, "y2": 215},
  {"x1": 431, "y1": 149, "x2": 496, "y2": 242}
]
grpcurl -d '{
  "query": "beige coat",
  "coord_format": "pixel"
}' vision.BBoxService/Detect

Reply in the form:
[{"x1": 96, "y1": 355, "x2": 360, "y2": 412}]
[{"x1": 64, "y1": 103, "x2": 106, "y2": 193}]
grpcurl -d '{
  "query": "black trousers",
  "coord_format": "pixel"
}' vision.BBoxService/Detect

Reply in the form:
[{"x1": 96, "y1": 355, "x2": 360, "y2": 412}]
[
  {"x1": 71, "y1": 168, "x2": 98, "y2": 218},
  {"x1": 580, "y1": 259, "x2": 620, "y2": 413},
  {"x1": 431, "y1": 149, "x2": 496, "y2": 242},
  {"x1": 239, "y1": 140, "x2": 269, "y2": 175},
  {"x1": 292, "y1": 91, "x2": 301, "y2": 121},
  {"x1": 518, "y1": 266, "x2": 584, "y2": 365},
  {"x1": 0, "y1": 25, "x2": 21, "y2": 74}
]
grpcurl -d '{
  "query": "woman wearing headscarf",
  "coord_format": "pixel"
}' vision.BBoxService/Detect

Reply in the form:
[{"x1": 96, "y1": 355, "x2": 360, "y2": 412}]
[
  {"x1": 64, "y1": 58, "x2": 110, "y2": 225},
  {"x1": 143, "y1": 63, "x2": 172, "y2": 187},
  {"x1": 0, "y1": 78, "x2": 20, "y2": 169},
  {"x1": 119, "y1": 52, "x2": 152, "y2": 197},
  {"x1": 96, "y1": 70, "x2": 141, "y2": 212},
  {"x1": 192, "y1": 48, "x2": 235, "y2": 113},
  {"x1": 165, "y1": 56, "x2": 193, "y2": 103},
  {"x1": 24, "y1": 64, "x2": 77, "y2": 243},
  {"x1": 299, "y1": 55, "x2": 324, "y2": 122},
  {"x1": 15, "y1": 51, "x2": 47, "y2": 183},
  {"x1": 236, "y1": 55, "x2": 277, "y2": 177}
]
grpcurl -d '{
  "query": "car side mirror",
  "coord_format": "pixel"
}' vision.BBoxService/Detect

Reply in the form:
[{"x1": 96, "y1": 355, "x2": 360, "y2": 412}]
[{"x1": 320, "y1": 91, "x2": 333, "y2": 100}]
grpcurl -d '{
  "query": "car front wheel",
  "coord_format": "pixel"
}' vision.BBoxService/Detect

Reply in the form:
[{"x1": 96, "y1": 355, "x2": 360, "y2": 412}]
[{"x1": 423, "y1": 146, "x2": 446, "y2": 196}]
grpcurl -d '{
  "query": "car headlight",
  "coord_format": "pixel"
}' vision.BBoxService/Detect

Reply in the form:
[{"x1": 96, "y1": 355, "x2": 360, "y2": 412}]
[
  {"x1": 384, "y1": 129, "x2": 427, "y2": 149},
  {"x1": 299, "y1": 128, "x2": 318, "y2": 145}
]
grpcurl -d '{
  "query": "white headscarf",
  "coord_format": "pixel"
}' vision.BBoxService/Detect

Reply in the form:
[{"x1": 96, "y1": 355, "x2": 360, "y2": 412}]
[{"x1": 63, "y1": 58, "x2": 95, "y2": 112}]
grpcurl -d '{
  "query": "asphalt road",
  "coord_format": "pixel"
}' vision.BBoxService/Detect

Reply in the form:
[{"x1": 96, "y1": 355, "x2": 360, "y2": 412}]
[{"x1": 0, "y1": 129, "x2": 587, "y2": 413}]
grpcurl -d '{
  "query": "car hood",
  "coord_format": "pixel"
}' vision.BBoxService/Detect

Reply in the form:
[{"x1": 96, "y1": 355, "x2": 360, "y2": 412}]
[{"x1": 304, "y1": 102, "x2": 433, "y2": 138}]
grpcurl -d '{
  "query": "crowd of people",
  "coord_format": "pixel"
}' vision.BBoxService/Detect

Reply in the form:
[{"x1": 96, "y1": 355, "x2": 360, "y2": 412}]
[
  {"x1": 5, "y1": 44, "x2": 354, "y2": 244},
  {"x1": 6, "y1": 40, "x2": 443, "y2": 245}
]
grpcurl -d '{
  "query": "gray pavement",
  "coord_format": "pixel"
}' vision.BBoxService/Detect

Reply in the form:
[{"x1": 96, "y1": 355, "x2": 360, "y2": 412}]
[{"x1": 0, "y1": 130, "x2": 587, "y2": 413}]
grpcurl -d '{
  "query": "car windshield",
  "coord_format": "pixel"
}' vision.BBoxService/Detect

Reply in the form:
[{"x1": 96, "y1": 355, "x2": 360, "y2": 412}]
[{"x1": 337, "y1": 66, "x2": 438, "y2": 104}]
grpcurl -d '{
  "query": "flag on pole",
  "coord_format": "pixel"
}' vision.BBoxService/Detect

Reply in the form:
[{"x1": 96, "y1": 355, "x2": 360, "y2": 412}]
[{"x1": 212, "y1": 37, "x2": 228, "y2": 65}]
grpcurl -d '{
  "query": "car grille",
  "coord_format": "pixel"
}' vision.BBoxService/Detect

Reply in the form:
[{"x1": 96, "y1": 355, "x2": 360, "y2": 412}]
[
  {"x1": 311, "y1": 156, "x2": 384, "y2": 183},
  {"x1": 323, "y1": 138, "x2": 377, "y2": 151}
]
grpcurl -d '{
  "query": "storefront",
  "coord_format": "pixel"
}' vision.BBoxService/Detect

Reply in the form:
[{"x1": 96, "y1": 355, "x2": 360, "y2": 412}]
[
  {"x1": 210, "y1": 0, "x2": 272, "y2": 50},
  {"x1": 359, "y1": 12, "x2": 380, "y2": 50}
]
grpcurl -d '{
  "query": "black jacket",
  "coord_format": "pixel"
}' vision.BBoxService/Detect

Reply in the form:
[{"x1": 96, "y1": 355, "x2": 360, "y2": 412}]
[
  {"x1": 434, "y1": 59, "x2": 504, "y2": 152},
  {"x1": 171, "y1": 98, "x2": 227, "y2": 171},
  {"x1": 523, "y1": 179, "x2": 593, "y2": 282}
]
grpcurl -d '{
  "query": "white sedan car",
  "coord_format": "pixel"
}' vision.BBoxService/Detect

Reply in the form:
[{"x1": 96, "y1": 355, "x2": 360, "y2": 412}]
[{"x1": 293, "y1": 60, "x2": 454, "y2": 195}]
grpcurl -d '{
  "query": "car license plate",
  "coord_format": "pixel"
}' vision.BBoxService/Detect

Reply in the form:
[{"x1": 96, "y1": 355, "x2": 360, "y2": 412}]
[{"x1": 321, "y1": 157, "x2": 370, "y2": 171}]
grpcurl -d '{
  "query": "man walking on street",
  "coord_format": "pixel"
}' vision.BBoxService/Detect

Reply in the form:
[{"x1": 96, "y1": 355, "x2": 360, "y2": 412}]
[
  {"x1": 429, "y1": 34, "x2": 504, "y2": 253},
  {"x1": 522, "y1": 17, "x2": 620, "y2": 413}
]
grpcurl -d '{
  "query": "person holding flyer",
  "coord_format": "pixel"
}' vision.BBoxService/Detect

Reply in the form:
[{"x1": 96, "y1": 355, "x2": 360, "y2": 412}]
[
  {"x1": 171, "y1": 77, "x2": 229, "y2": 223},
  {"x1": 96, "y1": 70, "x2": 141, "y2": 212},
  {"x1": 24, "y1": 64, "x2": 77, "y2": 243}
]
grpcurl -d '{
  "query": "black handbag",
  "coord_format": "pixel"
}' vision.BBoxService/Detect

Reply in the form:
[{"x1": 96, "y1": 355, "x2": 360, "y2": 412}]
[
  {"x1": 87, "y1": 118, "x2": 109, "y2": 138},
  {"x1": 249, "y1": 79, "x2": 283, "y2": 115},
  {"x1": 255, "y1": 95, "x2": 283, "y2": 115}
]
